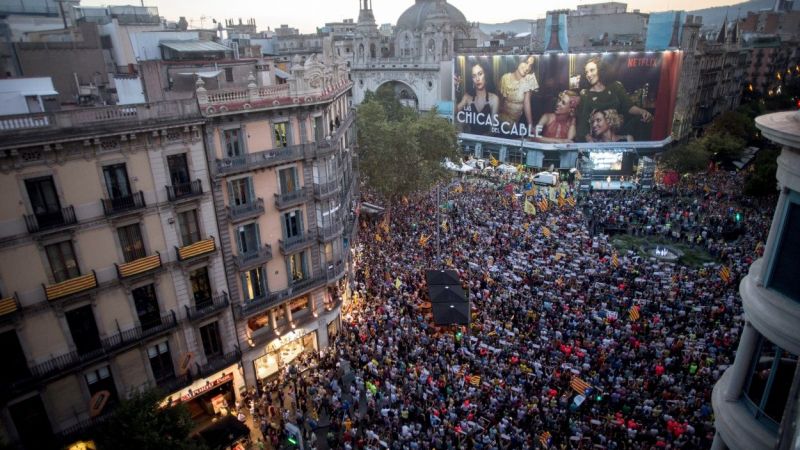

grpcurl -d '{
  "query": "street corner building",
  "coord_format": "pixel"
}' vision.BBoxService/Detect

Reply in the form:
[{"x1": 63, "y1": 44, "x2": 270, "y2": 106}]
[{"x1": 0, "y1": 53, "x2": 357, "y2": 448}]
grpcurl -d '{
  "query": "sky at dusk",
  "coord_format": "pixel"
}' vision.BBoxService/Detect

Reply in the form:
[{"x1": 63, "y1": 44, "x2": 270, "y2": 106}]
[{"x1": 81, "y1": 0, "x2": 745, "y2": 33}]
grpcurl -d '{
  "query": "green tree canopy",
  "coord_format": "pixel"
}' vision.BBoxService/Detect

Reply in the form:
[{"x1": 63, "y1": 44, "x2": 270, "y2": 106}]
[
  {"x1": 702, "y1": 132, "x2": 745, "y2": 165},
  {"x1": 744, "y1": 148, "x2": 780, "y2": 196},
  {"x1": 659, "y1": 140, "x2": 711, "y2": 173},
  {"x1": 357, "y1": 93, "x2": 458, "y2": 200},
  {"x1": 706, "y1": 111, "x2": 757, "y2": 144},
  {"x1": 93, "y1": 389, "x2": 206, "y2": 450}
]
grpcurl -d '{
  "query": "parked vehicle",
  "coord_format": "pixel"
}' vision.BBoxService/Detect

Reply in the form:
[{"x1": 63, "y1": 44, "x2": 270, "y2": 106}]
[{"x1": 533, "y1": 171, "x2": 559, "y2": 186}]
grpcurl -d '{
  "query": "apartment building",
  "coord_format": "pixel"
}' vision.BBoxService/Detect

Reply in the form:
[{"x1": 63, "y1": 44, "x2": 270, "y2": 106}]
[
  {"x1": 195, "y1": 54, "x2": 356, "y2": 391},
  {"x1": 0, "y1": 99, "x2": 240, "y2": 448}
]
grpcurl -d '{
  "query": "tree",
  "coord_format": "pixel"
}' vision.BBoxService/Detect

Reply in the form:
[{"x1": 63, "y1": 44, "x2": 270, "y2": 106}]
[
  {"x1": 93, "y1": 389, "x2": 206, "y2": 450},
  {"x1": 658, "y1": 141, "x2": 711, "y2": 173},
  {"x1": 703, "y1": 132, "x2": 745, "y2": 166},
  {"x1": 744, "y1": 148, "x2": 780, "y2": 196},
  {"x1": 356, "y1": 95, "x2": 459, "y2": 200},
  {"x1": 706, "y1": 111, "x2": 757, "y2": 144}
]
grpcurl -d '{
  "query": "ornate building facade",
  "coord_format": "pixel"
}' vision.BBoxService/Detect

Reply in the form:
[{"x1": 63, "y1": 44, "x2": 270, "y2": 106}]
[{"x1": 350, "y1": 0, "x2": 482, "y2": 111}]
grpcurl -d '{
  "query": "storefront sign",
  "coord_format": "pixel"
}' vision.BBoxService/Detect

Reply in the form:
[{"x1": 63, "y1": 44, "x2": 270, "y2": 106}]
[{"x1": 180, "y1": 372, "x2": 234, "y2": 402}]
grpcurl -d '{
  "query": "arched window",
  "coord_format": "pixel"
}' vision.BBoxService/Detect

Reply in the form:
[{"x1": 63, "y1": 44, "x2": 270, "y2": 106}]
[
  {"x1": 370, "y1": 43, "x2": 376, "y2": 59},
  {"x1": 427, "y1": 39, "x2": 435, "y2": 55},
  {"x1": 442, "y1": 39, "x2": 449, "y2": 58}
]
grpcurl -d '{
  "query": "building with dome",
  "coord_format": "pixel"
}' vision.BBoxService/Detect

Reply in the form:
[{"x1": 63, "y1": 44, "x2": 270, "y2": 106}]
[{"x1": 350, "y1": 0, "x2": 483, "y2": 111}]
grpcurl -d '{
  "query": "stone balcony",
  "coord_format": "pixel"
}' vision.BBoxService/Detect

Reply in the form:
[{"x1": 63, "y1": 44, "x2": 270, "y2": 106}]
[{"x1": 0, "y1": 99, "x2": 201, "y2": 146}]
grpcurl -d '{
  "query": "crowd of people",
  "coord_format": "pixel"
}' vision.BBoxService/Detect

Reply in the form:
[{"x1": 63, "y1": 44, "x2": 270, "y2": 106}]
[{"x1": 246, "y1": 168, "x2": 775, "y2": 450}]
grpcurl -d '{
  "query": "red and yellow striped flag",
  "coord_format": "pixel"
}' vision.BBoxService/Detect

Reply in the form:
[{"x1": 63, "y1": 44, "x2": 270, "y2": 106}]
[
  {"x1": 541, "y1": 226, "x2": 552, "y2": 238},
  {"x1": 611, "y1": 253, "x2": 620, "y2": 268},
  {"x1": 567, "y1": 197, "x2": 576, "y2": 207},
  {"x1": 557, "y1": 197, "x2": 565, "y2": 208},
  {"x1": 469, "y1": 375, "x2": 481, "y2": 386},
  {"x1": 538, "y1": 199, "x2": 548, "y2": 211},
  {"x1": 539, "y1": 431, "x2": 552, "y2": 447},
  {"x1": 629, "y1": 305, "x2": 640, "y2": 321},
  {"x1": 375, "y1": 233, "x2": 382, "y2": 242},
  {"x1": 418, "y1": 234, "x2": 430, "y2": 247},
  {"x1": 719, "y1": 266, "x2": 732, "y2": 283},
  {"x1": 570, "y1": 377, "x2": 591, "y2": 395}
]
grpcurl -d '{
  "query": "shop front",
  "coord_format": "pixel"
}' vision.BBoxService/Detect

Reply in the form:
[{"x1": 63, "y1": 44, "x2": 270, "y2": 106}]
[
  {"x1": 252, "y1": 330, "x2": 318, "y2": 392},
  {"x1": 161, "y1": 369, "x2": 241, "y2": 434}
]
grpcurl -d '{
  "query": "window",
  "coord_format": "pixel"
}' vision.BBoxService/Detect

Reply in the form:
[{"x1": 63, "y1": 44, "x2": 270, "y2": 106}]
[
  {"x1": 273, "y1": 122, "x2": 289, "y2": 147},
  {"x1": 148, "y1": 342, "x2": 174, "y2": 383},
  {"x1": 507, "y1": 147, "x2": 525, "y2": 165},
  {"x1": 45, "y1": 241, "x2": 80, "y2": 282},
  {"x1": 290, "y1": 296, "x2": 309, "y2": 315},
  {"x1": 314, "y1": 116, "x2": 324, "y2": 141},
  {"x1": 224, "y1": 67, "x2": 234, "y2": 82},
  {"x1": 0, "y1": 330, "x2": 30, "y2": 384},
  {"x1": 288, "y1": 252, "x2": 307, "y2": 282},
  {"x1": 283, "y1": 210, "x2": 302, "y2": 239},
  {"x1": 66, "y1": 305, "x2": 102, "y2": 356},
  {"x1": 85, "y1": 365, "x2": 119, "y2": 410},
  {"x1": 223, "y1": 128, "x2": 243, "y2": 157},
  {"x1": 229, "y1": 178, "x2": 254, "y2": 206},
  {"x1": 190, "y1": 267, "x2": 212, "y2": 309},
  {"x1": 242, "y1": 267, "x2": 267, "y2": 301},
  {"x1": 167, "y1": 154, "x2": 190, "y2": 187},
  {"x1": 743, "y1": 335, "x2": 799, "y2": 428},
  {"x1": 102, "y1": 163, "x2": 131, "y2": 199},
  {"x1": 132, "y1": 284, "x2": 161, "y2": 330},
  {"x1": 278, "y1": 167, "x2": 298, "y2": 194},
  {"x1": 237, "y1": 223, "x2": 260, "y2": 255},
  {"x1": 178, "y1": 209, "x2": 201, "y2": 246},
  {"x1": 324, "y1": 242, "x2": 334, "y2": 264},
  {"x1": 9, "y1": 396, "x2": 55, "y2": 450},
  {"x1": 768, "y1": 199, "x2": 800, "y2": 302},
  {"x1": 199, "y1": 322, "x2": 222, "y2": 359},
  {"x1": 25, "y1": 176, "x2": 62, "y2": 226},
  {"x1": 117, "y1": 223, "x2": 145, "y2": 262}
]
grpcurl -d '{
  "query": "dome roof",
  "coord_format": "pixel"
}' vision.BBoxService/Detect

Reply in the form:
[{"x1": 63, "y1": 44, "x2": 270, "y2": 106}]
[{"x1": 396, "y1": 0, "x2": 467, "y2": 31}]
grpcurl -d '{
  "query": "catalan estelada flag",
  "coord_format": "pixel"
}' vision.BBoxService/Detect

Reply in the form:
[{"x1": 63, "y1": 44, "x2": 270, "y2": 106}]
[
  {"x1": 539, "y1": 431, "x2": 551, "y2": 447},
  {"x1": 629, "y1": 305, "x2": 640, "y2": 321},
  {"x1": 570, "y1": 377, "x2": 591, "y2": 395},
  {"x1": 567, "y1": 197, "x2": 577, "y2": 207}
]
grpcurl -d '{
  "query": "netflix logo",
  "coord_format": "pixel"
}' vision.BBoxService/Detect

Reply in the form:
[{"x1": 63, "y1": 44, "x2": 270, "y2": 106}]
[{"x1": 627, "y1": 57, "x2": 658, "y2": 68}]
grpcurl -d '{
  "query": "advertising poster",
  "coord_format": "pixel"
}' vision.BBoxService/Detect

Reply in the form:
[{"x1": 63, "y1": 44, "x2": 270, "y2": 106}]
[{"x1": 454, "y1": 52, "x2": 682, "y2": 149}]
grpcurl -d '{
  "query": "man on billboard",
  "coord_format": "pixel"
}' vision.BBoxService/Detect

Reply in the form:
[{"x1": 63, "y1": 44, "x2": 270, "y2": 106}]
[{"x1": 574, "y1": 57, "x2": 653, "y2": 142}]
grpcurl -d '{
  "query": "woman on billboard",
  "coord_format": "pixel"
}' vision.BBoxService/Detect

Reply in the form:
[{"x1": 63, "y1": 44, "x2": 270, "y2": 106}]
[
  {"x1": 498, "y1": 55, "x2": 538, "y2": 136},
  {"x1": 575, "y1": 57, "x2": 652, "y2": 142},
  {"x1": 456, "y1": 60, "x2": 499, "y2": 135},
  {"x1": 585, "y1": 109, "x2": 634, "y2": 143},
  {"x1": 534, "y1": 89, "x2": 580, "y2": 143}
]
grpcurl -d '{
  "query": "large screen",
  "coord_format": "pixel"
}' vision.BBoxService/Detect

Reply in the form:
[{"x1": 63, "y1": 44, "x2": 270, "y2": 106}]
[
  {"x1": 591, "y1": 152, "x2": 623, "y2": 171},
  {"x1": 454, "y1": 52, "x2": 682, "y2": 149}
]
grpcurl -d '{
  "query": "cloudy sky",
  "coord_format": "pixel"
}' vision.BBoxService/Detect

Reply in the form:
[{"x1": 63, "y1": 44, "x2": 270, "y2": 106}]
[{"x1": 81, "y1": 0, "x2": 742, "y2": 33}]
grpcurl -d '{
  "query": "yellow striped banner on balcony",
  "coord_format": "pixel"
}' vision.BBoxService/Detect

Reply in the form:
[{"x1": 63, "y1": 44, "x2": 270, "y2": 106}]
[
  {"x1": 178, "y1": 237, "x2": 215, "y2": 261},
  {"x1": 45, "y1": 272, "x2": 97, "y2": 301},
  {"x1": 0, "y1": 295, "x2": 19, "y2": 317},
  {"x1": 117, "y1": 253, "x2": 162, "y2": 279}
]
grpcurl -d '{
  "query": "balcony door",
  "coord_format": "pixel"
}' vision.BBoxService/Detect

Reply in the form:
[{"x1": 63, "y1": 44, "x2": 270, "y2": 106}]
[
  {"x1": 278, "y1": 167, "x2": 298, "y2": 194},
  {"x1": 65, "y1": 305, "x2": 102, "y2": 356},
  {"x1": 103, "y1": 163, "x2": 132, "y2": 200},
  {"x1": 190, "y1": 267, "x2": 212, "y2": 309},
  {"x1": 25, "y1": 176, "x2": 61, "y2": 226},
  {"x1": 9, "y1": 396, "x2": 55, "y2": 450},
  {"x1": 237, "y1": 223, "x2": 260, "y2": 255},
  {"x1": 229, "y1": 178, "x2": 254, "y2": 207},
  {"x1": 167, "y1": 154, "x2": 191, "y2": 191},
  {"x1": 132, "y1": 284, "x2": 161, "y2": 331},
  {"x1": 223, "y1": 128, "x2": 244, "y2": 157}
]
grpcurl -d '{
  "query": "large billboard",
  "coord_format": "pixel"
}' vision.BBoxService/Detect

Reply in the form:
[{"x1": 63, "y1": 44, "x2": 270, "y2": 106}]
[{"x1": 454, "y1": 52, "x2": 682, "y2": 149}]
